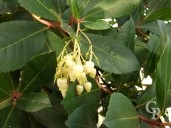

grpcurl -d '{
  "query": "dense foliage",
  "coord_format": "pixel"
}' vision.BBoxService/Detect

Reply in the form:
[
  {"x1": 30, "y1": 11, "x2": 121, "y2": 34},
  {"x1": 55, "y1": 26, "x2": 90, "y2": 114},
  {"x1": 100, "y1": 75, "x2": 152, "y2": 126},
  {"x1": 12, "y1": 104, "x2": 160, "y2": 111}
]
[{"x1": 0, "y1": 0, "x2": 171, "y2": 128}]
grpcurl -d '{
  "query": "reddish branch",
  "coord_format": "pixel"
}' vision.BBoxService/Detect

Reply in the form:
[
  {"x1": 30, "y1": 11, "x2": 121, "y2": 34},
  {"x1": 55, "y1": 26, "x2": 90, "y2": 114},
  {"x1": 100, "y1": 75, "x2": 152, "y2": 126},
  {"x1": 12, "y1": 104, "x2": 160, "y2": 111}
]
[
  {"x1": 32, "y1": 14, "x2": 61, "y2": 28},
  {"x1": 95, "y1": 77, "x2": 112, "y2": 95},
  {"x1": 139, "y1": 116, "x2": 171, "y2": 127}
]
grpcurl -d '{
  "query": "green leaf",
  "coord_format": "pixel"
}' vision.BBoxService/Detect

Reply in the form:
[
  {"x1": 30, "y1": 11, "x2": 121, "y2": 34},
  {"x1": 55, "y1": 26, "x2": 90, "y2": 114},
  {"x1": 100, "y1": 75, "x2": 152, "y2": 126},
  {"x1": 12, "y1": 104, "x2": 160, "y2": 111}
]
[
  {"x1": 144, "y1": 7, "x2": 171, "y2": 22},
  {"x1": 20, "y1": 52, "x2": 56, "y2": 93},
  {"x1": 145, "y1": 0, "x2": 170, "y2": 23},
  {"x1": 19, "y1": 112, "x2": 46, "y2": 128},
  {"x1": 155, "y1": 36, "x2": 171, "y2": 113},
  {"x1": 50, "y1": 0, "x2": 66, "y2": 15},
  {"x1": 32, "y1": 107, "x2": 67, "y2": 128},
  {"x1": 19, "y1": 0, "x2": 60, "y2": 21},
  {"x1": 137, "y1": 84, "x2": 156, "y2": 109},
  {"x1": 144, "y1": 34, "x2": 160, "y2": 76},
  {"x1": 83, "y1": 19, "x2": 110, "y2": 30},
  {"x1": 103, "y1": 93, "x2": 140, "y2": 128},
  {"x1": 66, "y1": 105, "x2": 97, "y2": 128},
  {"x1": 62, "y1": 81, "x2": 100, "y2": 114},
  {"x1": 46, "y1": 31, "x2": 65, "y2": 55},
  {"x1": 69, "y1": 0, "x2": 80, "y2": 18},
  {"x1": 0, "y1": 106, "x2": 21, "y2": 128},
  {"x1": 0, "y1": 21, "x2": 47, "y2": 72},
  {"x1": 116, "y1": 18, "x2": 135, "y2": 50},
  {"x1": 80, "y1": 33, "x2": 140, "y2": 74},
  {"x1": 83, "y1": 0, "x2": 141, "y2": 19},
  {"x1": 0, "y1": 98, "x2": 11, "y2": 110},
  {"x1": 17, "y1": 92, "x2": 51, "y2": 112},
  {"x1": 0, "y1": 0, "x2": 19, "y2": 14},
  {"x1": 0, "y1": 73, "x2": 15, "y2": 99},
  {"x1": 136, "y1": 22, "x2": 171, "y2": 37},
  {"x1": 134, "y1": 40, "x2": 149, "y2": 65},
  {"x1": 0, "y1": 72, "x2": 16, "y2": 109},
  {"x1": 31, "y1": 92, "x2": 67, "y2": 128}
]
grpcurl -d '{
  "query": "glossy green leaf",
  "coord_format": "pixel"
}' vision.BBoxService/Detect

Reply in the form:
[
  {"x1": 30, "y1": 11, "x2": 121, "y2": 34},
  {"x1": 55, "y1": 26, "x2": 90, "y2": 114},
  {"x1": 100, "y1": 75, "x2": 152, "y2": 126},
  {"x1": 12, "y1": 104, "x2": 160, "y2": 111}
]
[
  {"x1": 17, "y1": 92, "x2": 51, "y2": 112},
  {"x1": 66, "y1": 105, "x2": 97, "y2": 128},
  {"x1": 46, "y1": 31, "x2": 65, "y2": 55},
  {"x1": 83, "y1": 0, "x2": 141, "y2": 19},
  {"x1": 144, "y1": 7, "x2": 171, "y2": 22},
  {"x1": 116, "y1": 18, "x2": 135, "y2": 50},
  {"x1": 103, "y1": 93, "x2": 140, "y2": 128},
  {"x1": 0, "y1": 106, "x2": 21, "y2": 128},
  {"x1": 83, "y1": 19, "x2": 110, "y2": 30},
  {"x1": 0, "y1": 21, "x2": 47, "y2": 72},
  {"x1": 20, "y1": 52, "x2": 56, "y2": 93},
  {"x1": 19, "y1": 0, "x2": 60, "y2": 21},
  {"x1": 80, "y1": 33, "x2": 140, "y2": 74},
  {"x1": 62, "y1": 81, "x2": 100, "y2": 114}
]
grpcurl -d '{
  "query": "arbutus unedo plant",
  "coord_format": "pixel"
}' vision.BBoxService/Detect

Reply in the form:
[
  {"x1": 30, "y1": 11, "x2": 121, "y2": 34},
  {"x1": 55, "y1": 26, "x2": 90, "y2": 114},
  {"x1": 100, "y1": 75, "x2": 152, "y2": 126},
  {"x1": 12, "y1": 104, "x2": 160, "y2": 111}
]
[{"x1": 0, "y1": 0, "x2": 171, "y2": 128}]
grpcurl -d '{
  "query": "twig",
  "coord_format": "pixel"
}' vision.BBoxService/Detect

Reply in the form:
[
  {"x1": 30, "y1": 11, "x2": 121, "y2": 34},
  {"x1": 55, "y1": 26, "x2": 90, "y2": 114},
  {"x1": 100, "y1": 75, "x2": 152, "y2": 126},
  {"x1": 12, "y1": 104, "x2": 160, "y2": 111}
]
[
  {"x1": 139, "y1": 116, "x2": 171, "y2": 127},
  {"x1": 95, "y1": 77, "x2": 112, "y2": 95}
]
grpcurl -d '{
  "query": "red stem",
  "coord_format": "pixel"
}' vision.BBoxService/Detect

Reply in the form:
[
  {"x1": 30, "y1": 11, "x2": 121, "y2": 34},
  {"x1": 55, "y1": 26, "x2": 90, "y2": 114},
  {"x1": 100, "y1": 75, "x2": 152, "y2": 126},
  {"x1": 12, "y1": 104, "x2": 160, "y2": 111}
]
[{"x1": 139, "y1": 116, "x2": 171, "y2": 127}]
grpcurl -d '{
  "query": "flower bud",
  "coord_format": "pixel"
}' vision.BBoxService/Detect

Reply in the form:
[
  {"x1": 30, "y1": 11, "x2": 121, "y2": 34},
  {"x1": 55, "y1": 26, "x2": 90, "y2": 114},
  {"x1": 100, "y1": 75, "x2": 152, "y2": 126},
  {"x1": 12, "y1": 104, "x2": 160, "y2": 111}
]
[
  {"x1": 84, "y1": 82, "x2": 92, "y2": 92},
  {"x1": 74, "y1": 64, "x2": 84, "y2": 73},
  {"x1": 61, "y1": 89, "x2": 68, "y2": 97},
  {"x1": 84, "y1": 61, "x2": 95, "y2": 74},
  {"x1": 89, "y1": 68, "x2": 96, "y2": 78},
  {"x1": 85, "y1": 61, "x2": 94, "y2": 68},
  {"x1": 77, "y1": 72, "x2": 87, "y2": 84},
  {"x1": 57, "y1": 78, "x2": 68, "y2": 89},
  {"x1": 76, "y1": 85, "x2": 84, "y2": 95},
  {"x1": 69, "y1": 70, "x2": 77, "y2": 82}
]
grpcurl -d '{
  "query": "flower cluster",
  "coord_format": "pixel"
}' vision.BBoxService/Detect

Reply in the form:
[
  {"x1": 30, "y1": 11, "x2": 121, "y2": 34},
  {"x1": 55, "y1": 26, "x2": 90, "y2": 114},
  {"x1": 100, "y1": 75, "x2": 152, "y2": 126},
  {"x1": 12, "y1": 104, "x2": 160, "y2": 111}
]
[{"x1": 55, "y1": 54, "x2": 96, "y2": 97}]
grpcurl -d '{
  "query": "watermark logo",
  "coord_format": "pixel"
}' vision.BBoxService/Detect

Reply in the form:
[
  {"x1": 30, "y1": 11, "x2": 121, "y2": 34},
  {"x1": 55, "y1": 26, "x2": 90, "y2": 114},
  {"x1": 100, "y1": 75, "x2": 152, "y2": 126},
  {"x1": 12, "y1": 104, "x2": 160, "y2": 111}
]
[{"x1": 145, "y1": 101, "x2": 160, "y2": 119}]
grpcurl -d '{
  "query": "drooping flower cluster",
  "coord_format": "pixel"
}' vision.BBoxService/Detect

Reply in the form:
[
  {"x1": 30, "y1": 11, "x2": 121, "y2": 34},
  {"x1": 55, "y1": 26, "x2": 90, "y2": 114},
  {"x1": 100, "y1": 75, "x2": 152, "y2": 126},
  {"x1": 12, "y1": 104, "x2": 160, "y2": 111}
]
[{"x1": 55, "y1": 54, "x2": 96, "y2": 97}]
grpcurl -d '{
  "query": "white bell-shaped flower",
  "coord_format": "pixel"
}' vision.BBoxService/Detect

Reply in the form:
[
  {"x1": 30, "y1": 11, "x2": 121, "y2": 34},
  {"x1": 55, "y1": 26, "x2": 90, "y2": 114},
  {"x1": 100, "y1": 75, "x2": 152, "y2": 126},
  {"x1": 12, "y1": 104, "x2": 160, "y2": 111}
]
[
  {"x1": 61, "y1": 89, "x2": 68, "y2": 97},
  {"x1": 76, "y1": 85, "x2": 84, "y2": 95},
  {"x1": 77, "y1": 72, "x2": 87, "y2": 84},
  {"x1": 57, "y1": 78, "x2": 68, "y2": 90},
  {"x1": 84, "y1": 82, "x2": 92, "y2": 92},
  {"x1": 89, "y1": 68, "x2": 96, "y2": 78}
]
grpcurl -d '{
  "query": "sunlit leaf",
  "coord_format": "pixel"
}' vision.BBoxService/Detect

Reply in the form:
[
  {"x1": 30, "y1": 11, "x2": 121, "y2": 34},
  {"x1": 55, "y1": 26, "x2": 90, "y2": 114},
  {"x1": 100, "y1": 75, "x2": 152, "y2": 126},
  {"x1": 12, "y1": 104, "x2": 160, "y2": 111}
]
[{"x1": 83, "y1": 19, "x2": 110, "y2": 30}]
